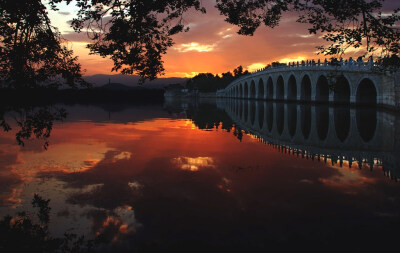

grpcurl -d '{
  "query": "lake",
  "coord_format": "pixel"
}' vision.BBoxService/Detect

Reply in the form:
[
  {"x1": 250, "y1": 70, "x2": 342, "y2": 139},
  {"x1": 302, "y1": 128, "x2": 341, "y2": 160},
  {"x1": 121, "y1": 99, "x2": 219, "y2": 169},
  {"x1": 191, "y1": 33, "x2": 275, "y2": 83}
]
[{"x1": 1, "y1": 98, "x2": 400, "y2": 252}]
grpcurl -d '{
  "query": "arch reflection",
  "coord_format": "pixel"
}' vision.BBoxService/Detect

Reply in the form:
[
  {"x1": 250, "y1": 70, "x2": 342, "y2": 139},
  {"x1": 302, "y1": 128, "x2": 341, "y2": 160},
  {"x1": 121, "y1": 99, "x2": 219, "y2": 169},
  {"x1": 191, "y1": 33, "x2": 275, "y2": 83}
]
[
  {"x1": 334, "y1": 106, "x2": 350, "y2": 142},
  {"x1": 258, "y1": 101, "x2": 264, "y2": 129},
  {"x1": 250, "y1": 101, "x2": 256, "y2": 126},
  {"x1": 316, "y1": 105, "x2": 329, "y2": 141},
  {"x1": 267, "y1": 103, "x2": 274, "y2": 132},
  {"x1": 356, "y1": 108, "x2": 377, "y2": 142},
  {"x1": 212, "y1": 99, "x2": 398, "y2": 180},
  {"x1": 287, "y1": 104, "x2": 297, "y2": 138},
  {"x1": 301, "y1": 105, "x2": 311, "y2": 139},
  {"x1": 276, "y1": 103, "x2": 284, "y2": 135}
]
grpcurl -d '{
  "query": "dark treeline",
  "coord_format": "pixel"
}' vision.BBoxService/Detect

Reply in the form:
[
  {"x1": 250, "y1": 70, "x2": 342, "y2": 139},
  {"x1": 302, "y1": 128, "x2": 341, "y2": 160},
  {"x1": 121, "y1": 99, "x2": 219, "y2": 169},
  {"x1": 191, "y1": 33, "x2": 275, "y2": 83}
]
[{"x1": 186, "y1": 66, "x2": 249, "y2": 92}]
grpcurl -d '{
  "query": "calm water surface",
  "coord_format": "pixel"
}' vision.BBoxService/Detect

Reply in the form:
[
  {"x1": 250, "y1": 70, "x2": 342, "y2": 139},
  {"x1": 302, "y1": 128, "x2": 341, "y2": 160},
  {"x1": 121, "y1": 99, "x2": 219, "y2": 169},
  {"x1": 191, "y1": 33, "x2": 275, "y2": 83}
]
[{"x1": 1, "y1": 99, "x2": 400, "y2": 251}]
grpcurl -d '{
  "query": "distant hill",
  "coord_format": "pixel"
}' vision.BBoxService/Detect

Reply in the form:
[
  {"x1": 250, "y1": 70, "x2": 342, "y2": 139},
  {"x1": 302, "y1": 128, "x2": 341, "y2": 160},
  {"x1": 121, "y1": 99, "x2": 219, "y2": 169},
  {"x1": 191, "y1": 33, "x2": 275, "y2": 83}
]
[
  {"x1": 96, "y1": 82, "x2": 147, "y2": 91},
  {"x1": 84, "y1": 74, "x2": 188, "y2": 89}
]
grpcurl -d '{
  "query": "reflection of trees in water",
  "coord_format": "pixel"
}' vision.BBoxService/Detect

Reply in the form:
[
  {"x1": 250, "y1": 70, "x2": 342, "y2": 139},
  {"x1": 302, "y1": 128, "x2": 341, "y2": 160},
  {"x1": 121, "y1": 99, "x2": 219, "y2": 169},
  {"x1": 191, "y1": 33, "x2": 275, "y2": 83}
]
[
  {"x1": 0, "y1": 194, "x2": 94, "y2": 252},
  {"x1": 185, "y1": 103, "x2": 234, "y2": 132},
  {"x1": 0, "y1": 105, "x2": 67, "y2": 149}
]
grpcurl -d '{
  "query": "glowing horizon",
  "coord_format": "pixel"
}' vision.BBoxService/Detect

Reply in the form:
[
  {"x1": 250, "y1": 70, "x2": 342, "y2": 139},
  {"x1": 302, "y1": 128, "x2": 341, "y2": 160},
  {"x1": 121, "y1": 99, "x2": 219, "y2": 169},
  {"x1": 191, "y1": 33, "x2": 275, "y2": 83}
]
[{"x1": 47, "y1": 1, "x2": 369, "y2": 78}]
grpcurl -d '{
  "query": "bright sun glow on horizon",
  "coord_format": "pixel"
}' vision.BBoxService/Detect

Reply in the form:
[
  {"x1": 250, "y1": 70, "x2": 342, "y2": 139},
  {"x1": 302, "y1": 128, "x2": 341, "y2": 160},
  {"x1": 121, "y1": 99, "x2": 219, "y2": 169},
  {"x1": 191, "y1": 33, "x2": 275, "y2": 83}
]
[
  {"x1": 278, "y1": 56, "x2": 308, "y2": 64},
  {"x1": 247, "y1": 63, "x2": 267, "y2": 72}
]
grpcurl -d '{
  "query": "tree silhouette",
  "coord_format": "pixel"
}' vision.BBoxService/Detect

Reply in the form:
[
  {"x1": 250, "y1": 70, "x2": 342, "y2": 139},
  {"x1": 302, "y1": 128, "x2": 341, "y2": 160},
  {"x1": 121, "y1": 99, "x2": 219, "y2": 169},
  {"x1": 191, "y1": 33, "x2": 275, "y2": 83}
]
[
  {"x1": 0, "y1": 0, "x2": 86, "y2": 88},
  {"x1": 2, "y1": 1, "x2": 399, "y2": 83},
  {"x1": 50, "y1": 0, "x2": 207, "y2": 83},
  {"x1": 216, "y1": 0, "x2": 400, "y2": 60},
  {"x1": 63, "y1": 0, "x2": 398, "y2": 80},
  {"x1": 186, "y1": 66, "x2": 249, "y2": 92}
]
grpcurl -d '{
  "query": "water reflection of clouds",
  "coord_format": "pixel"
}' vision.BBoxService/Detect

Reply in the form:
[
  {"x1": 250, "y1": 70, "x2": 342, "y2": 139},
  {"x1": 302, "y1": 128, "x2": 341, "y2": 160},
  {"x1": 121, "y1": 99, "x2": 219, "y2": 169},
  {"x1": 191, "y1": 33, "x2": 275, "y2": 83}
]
[
  {"x1": 2, "y1": 105, "x2": 400, "y2": 250},
  {"x1": 319, "y1": 164, "x2": 377, "y2": 190},
  {"x1": 0, "y1": 146, "x2": 24, "y2": 206},
  {"x1": 172, "y1": 156, "x2": 215, "y2": 171}
]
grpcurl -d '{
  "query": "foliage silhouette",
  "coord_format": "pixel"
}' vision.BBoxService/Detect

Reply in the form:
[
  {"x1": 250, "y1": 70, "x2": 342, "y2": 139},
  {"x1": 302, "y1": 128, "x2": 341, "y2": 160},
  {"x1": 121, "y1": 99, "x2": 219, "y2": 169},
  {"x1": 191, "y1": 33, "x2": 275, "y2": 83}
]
[
  {"x1": 0, "y1": 105, "x2": 67, "y2": 149},
  {"x1": 0, "y1": 0, "x2": 87, "y2": 88},
  {"x1": 186, "y1": 65, "x2": 249, "y2": 92},
  {"x1": 2, "y1": 1, "x2": 398, "y2": 83},
  {"x1": 47, "y1": 0, "x2": 400, "y2": 81},
  {"x1": 216, "y1": 0, "x2": 400, "y2": 61},
  {"x1": 0, "y1": 194, "x2": 94, "y2": 253}
]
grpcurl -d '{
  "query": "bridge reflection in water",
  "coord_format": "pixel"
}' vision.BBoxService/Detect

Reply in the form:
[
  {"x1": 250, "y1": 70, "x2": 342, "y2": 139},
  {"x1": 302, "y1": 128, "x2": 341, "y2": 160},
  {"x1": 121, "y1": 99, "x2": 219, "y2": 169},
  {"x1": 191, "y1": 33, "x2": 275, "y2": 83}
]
[{"x1": 216, "y1": 99, "x2": 399, "y2": 180}]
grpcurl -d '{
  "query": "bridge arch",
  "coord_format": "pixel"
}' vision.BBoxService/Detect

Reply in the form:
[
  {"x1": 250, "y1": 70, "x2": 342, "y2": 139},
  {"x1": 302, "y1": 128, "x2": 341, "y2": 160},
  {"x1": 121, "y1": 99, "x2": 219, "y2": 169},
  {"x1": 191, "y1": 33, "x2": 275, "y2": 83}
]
[
  {"x1": 333, "y1": 76, "x2": 350, "y2": 104},
  {"x1": 258, "y1": 78, "x2": 265, "y2": 99},
  {"x1": 276, "y1": 76, "x2": 284, "y2": 100},
  {"x1": 287, "y1": 75, "x2": 297, "y2": 101},
  {"x1": 250, "y1": 80, "x2": 256, "y2": 99},
  {"x1": 267, "y1": 76, "x2": 274, "y2": 99},
  {"x1": 316, "y1": 75, "x2": 329, "y2": 102},
  {"x1": 239, "y1": 83, "x2": 243, "y2": 98},
  {"x1": 301, "y1": 74, "x2": 312, "y2": 101},
  {"x1": 356, "y1": 78, "x2": 377, "y2": 105}
]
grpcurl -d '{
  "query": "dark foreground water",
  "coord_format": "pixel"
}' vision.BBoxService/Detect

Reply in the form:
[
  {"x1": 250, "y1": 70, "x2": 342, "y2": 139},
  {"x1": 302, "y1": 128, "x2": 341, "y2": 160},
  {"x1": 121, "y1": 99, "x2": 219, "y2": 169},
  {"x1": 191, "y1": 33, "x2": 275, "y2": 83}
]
[{"x1": 1, "y1": 99, "x2": 400, "y2": 252}]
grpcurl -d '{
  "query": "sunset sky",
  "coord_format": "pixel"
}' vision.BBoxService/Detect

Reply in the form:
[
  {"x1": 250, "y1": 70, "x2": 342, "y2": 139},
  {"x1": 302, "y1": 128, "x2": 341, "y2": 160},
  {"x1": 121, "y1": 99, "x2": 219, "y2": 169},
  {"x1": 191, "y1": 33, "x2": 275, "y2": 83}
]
[{"x1": 48, "y1": 0, "x2": 399, "y2": 77}]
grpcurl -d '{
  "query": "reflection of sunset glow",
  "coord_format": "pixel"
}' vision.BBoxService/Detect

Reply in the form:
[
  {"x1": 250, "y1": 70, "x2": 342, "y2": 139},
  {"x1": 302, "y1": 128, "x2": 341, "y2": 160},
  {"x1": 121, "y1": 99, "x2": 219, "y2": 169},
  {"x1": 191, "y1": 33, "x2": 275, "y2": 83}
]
[
  {"x1": 218, "y1": 177, "x2": 232, "y2": 193},
  {"x1": 3, "y1": 188, "x2": 22, "y2": 207},
  {"x1": 172, "y1": 157, "x2": 215, "y2": 171},
  {"x1": 320, "y1": 163, "x2": 376, "y2": 189},
  {"x1": 96, "y1": 216, "x2": 132, "y2": 242},
  {"x1": 114, "y1": 151, "x2": 132, "y2": 161},
  {"x1": 128, "y1": 181, "x2": 142, "y2": 189}
]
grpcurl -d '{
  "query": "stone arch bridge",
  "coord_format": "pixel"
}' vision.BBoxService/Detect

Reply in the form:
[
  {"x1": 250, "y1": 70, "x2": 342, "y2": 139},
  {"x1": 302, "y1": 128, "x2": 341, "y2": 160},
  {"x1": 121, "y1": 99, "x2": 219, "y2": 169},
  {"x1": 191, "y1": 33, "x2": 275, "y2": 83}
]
[{"x1": 217, "y1": 59, "x2": 400, "y2": 108}]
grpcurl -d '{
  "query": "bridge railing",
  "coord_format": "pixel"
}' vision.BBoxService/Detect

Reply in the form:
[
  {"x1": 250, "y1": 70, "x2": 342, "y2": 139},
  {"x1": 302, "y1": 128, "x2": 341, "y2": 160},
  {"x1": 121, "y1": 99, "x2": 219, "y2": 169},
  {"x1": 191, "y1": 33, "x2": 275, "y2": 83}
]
[{"x1": 219, "y1": 57, "x2": 378, "y2": 93}]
